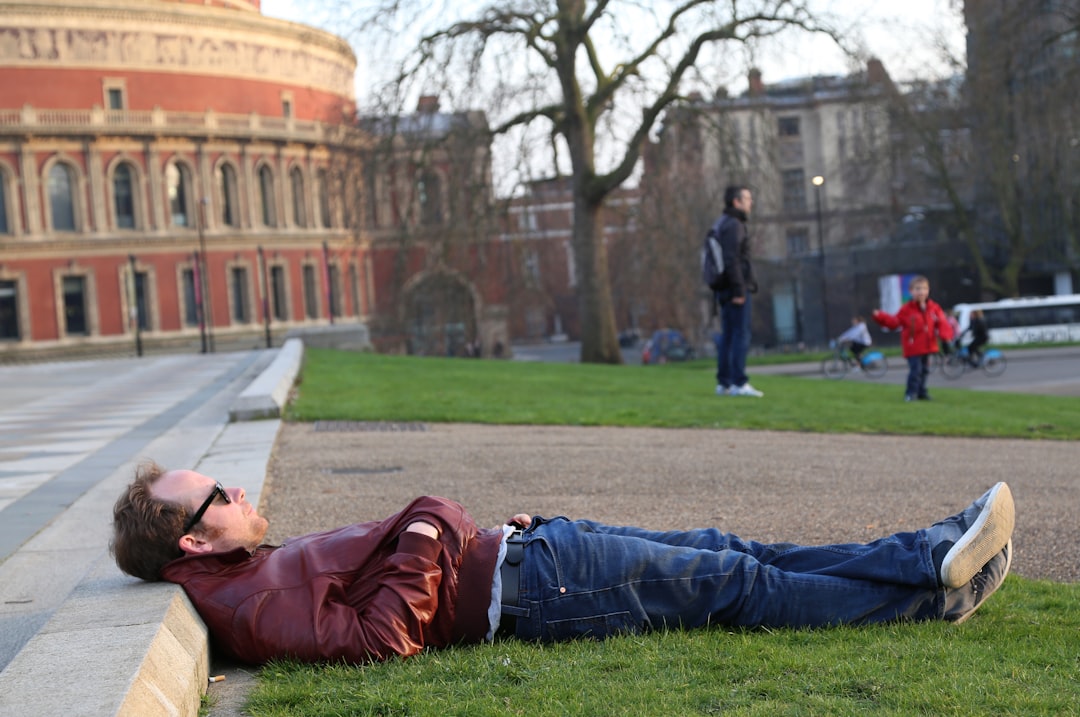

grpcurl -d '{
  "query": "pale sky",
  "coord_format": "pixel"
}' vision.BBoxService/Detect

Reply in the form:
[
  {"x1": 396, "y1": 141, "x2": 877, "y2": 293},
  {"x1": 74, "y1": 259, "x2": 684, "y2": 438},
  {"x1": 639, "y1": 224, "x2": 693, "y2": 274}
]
[
  {"x1": 261, "y1": 0, "x2": 967, "y2": 97},
  {"x1": 260, "y1": 0, "x2": 966, "y2": 187}
]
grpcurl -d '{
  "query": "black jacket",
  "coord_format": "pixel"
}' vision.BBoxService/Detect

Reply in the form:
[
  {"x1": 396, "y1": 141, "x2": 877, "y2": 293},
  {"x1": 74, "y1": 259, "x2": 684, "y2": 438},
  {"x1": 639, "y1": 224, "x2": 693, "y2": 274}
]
[{"x1": 715, "y1": 207, "x2": 757, "y2": 303}]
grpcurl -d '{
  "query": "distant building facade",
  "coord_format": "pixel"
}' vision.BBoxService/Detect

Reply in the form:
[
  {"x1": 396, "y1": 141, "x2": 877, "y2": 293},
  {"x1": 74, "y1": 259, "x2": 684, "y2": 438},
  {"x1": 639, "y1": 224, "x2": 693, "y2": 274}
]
[
  {"x1": 498, "y1": 176, "x2": 640, "y2": 342},
  {"x1": 355, "y1": 98, "x2": 641, "y2": 356},
  {"x1": 0, "y1": 0, "x2": 363, "y2": 358},
  {"x1": 357, "y1": 95, "x2": 513, "y2": 357},
  {"x1": 651, "y1": 61, "x2": 901, "y2": 346}
]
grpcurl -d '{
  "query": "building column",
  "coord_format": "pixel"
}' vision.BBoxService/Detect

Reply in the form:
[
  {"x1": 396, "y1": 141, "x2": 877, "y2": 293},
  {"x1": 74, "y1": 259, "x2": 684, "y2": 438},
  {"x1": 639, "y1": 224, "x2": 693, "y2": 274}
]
[
  {"x1": 145, "y1": 142, "x2": 165, "y2": 230},
  {"x1": 18, "y1": 142, "x2": 41, "y2": 235},
  {"x1": 241, "y1": 143, "x2": 256, "y2": 229},
  {"x1": 276, "y1": 145, "x2": 288, "y2": 229},
  {"x1": 304, "y1": 148, "x2": 315, "y2": 231},
  {"x1": 196, "y1": 141, "x2": 214, "y2": 230},
  {"x1": 86, "y1": 141, "x2": 107, "y2": 233}
]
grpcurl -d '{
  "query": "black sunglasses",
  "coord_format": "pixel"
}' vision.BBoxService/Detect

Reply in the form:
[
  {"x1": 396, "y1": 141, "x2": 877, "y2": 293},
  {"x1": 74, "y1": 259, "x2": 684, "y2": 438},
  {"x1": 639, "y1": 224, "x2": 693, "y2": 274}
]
[{"x1": 183, "y1": 481, "x2": 232, "y2": 533}]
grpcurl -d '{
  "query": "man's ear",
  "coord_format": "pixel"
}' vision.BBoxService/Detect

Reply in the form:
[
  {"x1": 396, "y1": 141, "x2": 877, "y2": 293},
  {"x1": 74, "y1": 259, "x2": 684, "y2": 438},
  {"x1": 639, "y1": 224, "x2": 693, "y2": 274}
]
[{"x1": 178, "y1": 533, "x2": 214, "y2": 555}]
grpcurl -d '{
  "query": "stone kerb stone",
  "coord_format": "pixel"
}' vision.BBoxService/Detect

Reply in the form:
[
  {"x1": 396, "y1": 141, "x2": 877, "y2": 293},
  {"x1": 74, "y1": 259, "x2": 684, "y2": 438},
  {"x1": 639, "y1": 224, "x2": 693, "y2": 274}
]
[
  {"x1": 283, "y1": 323, "x2": 372, "y2": 351},
  {"x1": 229, "y1": 338, "x2": 304, "y2": 421},
  {"x1": 0, "y1": 556, "x2": 209, "y2": 717}
]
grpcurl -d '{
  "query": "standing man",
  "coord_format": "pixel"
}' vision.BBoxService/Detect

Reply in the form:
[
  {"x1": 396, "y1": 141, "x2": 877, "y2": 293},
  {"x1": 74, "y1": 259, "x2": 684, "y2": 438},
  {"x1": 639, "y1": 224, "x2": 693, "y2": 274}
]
[{"x1": 714, "y1": 185, "x2": 762, "y2": 397}]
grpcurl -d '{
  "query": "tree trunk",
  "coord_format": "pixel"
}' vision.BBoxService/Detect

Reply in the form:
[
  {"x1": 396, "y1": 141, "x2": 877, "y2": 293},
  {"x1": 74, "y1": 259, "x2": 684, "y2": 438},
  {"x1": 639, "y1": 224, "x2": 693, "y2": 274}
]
[{"x1": 574, "y1": 196, "x2": 622, "y2": 363}]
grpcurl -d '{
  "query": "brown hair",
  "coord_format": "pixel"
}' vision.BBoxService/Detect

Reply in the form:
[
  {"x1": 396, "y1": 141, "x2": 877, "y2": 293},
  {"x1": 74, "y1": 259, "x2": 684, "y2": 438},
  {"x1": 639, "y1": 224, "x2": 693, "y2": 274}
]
[
  {"x1": 110, "y1": 461, "x2": 187, "y2": 581},
  {"x1": 909, "y1": 275, "x2": 929, "y2": 288}
]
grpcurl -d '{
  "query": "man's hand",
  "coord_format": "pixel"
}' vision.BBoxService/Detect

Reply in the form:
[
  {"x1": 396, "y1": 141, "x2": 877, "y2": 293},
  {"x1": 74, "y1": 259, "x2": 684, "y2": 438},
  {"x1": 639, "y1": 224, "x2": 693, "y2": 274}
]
[
  {"x1": 732, "y1": 296, "x2": 746, "y2": 306},
  {"x1": 506, "y1": 514, "x2": 532, "y2": 529},
  {"x1": 405, "y1": 521, "x2": 439, "y2": 540}
]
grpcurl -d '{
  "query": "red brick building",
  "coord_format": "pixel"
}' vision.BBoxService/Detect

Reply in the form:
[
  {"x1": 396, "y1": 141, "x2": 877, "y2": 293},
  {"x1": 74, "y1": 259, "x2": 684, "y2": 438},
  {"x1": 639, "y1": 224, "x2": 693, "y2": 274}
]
[
  {"x1": 498, "y1": 177, "x2": 640, "y2": 342},
  {"x1": 0, "y1": 0, "x2": 363, "y2": 357},
  {"x1": 357, "y1": 97, "x2": 514, "y2": 357}
]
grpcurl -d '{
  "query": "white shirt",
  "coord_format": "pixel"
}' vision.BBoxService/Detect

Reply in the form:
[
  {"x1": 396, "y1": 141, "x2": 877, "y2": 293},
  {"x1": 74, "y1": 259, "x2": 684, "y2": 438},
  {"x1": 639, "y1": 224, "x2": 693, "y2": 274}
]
[
  {"x1": 838, "y1": 322, "x2": 871, "y2": 345},
  {"x1": 486, "y1": 523, "x2": 517, "y2": 640}
]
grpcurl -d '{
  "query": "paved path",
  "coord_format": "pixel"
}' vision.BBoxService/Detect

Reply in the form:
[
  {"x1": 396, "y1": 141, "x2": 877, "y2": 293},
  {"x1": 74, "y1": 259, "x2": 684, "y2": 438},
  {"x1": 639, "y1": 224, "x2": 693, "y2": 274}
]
[
  {"x1": 0, "y1": 350, "x2": 281, "y2": 693},
  {"x1": 752, "y1": 345, "x2": 1080, "y2": 397},
  {"x1": 264, "y1": 422, "x2": 1080, "y2": 585}
]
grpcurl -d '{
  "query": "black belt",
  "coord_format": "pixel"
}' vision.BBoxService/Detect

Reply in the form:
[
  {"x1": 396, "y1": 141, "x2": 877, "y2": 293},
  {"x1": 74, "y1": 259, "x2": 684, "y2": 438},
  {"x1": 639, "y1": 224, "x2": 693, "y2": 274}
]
[{"x1": 498, "y1": 529, "x2": 526, "y2": 635}]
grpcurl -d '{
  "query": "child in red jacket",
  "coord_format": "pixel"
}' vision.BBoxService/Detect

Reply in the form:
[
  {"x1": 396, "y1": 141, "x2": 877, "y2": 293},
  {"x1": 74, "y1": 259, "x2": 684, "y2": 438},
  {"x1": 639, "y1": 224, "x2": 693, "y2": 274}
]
[{"x1": 872, "y1": 275, "x2": 954, "y2": 401}]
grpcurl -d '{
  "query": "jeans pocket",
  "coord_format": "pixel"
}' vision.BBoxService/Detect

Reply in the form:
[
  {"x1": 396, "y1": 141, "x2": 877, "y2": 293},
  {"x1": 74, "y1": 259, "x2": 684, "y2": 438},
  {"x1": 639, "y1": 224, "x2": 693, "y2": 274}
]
[{"x1": 542, "y1": 610, "x2": 640, "y2": 641}]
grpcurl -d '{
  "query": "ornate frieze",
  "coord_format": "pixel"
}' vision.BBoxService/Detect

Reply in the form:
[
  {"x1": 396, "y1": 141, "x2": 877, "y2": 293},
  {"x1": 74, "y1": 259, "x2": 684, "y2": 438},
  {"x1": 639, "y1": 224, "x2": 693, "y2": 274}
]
[{"x1": 0, "y1": 3, "x2": 355, "y2": 98}]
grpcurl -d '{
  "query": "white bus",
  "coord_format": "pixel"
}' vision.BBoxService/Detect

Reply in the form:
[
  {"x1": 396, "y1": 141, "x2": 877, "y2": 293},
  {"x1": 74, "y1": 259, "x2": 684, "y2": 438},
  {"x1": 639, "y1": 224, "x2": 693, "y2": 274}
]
[{"x1": 952, "y1": 294, "x2": 1080, "y2": 345}]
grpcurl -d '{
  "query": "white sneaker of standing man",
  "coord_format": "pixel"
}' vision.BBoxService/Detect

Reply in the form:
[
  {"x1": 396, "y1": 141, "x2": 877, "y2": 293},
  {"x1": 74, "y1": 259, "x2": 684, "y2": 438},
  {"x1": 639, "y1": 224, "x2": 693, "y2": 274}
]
[{"x1": 729, "y1": 383, "x2": 764, "y2": 397}]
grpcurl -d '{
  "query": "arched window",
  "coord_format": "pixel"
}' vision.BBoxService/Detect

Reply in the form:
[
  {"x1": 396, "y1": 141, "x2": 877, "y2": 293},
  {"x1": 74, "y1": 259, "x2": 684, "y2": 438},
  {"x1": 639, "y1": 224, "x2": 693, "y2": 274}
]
[
  {"x1": 418, "y1": 171, "x2": 442, "y2": 226},
  {"x1": 290, "y1": 167, "x2": 306, "y2": 228},
  {"x1": 258, "y1": 165, "x2": 276, "y2": 227},
  {"x1": 113, "y1": 163, "x2": 136, "y2": 229},
  {"x1": 48, "y1": 163, "x2": 77, "y2": 231},
  {"x1": 166, "y1": 161, "x2": 192, "y2": 227},
  {"x1": 316, "y1": 169, "x2": 332, "y2": 228},
  {"x1": 217, "y1": 163, "x2": 239, "y2": 228}
]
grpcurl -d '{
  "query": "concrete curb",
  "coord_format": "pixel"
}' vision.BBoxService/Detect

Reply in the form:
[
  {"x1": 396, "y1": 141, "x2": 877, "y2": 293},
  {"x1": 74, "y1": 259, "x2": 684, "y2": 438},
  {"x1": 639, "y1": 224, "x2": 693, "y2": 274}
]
[
  {"x1": 0, "y1": 559, "x2": 210, "y2": 717},
  {"x1": 0, "y1": 390, "x2": 282, "y2": 716},
  {"x1": 228, "y1": 338, "x2": 304, "y2": 421}
]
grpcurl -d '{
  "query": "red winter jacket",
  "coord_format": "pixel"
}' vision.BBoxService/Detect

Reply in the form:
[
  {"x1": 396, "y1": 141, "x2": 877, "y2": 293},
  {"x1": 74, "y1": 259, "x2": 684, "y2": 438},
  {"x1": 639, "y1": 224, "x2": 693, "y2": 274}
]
[
  {"x1": 873, "y1": 300, "x2": 954, "y2": 357},
  {"x1": 160, "y1": 496, "x2": 503, "y2": 664}
]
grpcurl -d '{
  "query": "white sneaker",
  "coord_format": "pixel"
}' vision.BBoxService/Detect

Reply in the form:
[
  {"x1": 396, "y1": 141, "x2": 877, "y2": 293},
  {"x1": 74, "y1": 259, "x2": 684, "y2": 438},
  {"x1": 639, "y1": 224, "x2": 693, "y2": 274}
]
[
  {"x1": 715, "y1": 385, "x2": 730, "y2": 396},
  {"x1": 730, "y1": 383, "x2": 764, "y2": 397}
]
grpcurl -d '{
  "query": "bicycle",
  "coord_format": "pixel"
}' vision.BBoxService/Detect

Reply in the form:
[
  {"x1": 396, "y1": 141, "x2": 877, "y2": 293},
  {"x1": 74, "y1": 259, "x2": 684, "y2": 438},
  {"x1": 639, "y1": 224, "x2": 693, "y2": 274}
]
[
  {"x1": 940, "y1": 344, "x2": 1007, "y2": 379},
  {"x1": 821, "y1": 340, "x2": 889, "y2": 379},
  {"x1": 926, "y1": 351, "x2": 945, "y2": 374}
]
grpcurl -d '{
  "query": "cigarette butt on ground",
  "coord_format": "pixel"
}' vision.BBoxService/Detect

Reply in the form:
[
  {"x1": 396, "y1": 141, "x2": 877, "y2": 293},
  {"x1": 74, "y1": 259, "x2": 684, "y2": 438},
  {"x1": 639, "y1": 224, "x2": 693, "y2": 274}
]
[{"x1": 208, "y1": 675, "x2": 226, "y2": 683}]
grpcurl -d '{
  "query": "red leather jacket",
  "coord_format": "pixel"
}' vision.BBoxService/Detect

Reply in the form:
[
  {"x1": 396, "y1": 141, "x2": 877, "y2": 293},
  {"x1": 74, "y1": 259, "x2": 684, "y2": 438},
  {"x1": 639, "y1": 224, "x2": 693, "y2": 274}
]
[
  {"x1": 160, "y1": 496, "x2": 503, "y2": 664},
  {"x1": 873, "y1": 299, "x2": 954, "y2": 357}
]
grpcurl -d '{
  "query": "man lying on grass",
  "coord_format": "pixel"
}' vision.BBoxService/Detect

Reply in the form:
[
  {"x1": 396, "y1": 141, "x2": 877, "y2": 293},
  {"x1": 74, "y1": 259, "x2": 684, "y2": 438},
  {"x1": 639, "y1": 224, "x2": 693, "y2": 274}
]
[{"x1": 111, "y1": 463, "x2": 1014, "y2": 665}]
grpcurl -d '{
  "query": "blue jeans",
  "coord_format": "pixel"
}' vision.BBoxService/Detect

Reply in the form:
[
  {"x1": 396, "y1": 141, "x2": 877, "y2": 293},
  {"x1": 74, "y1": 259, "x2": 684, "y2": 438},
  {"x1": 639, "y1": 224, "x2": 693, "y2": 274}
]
[
  {"x1": 716, "y1": 295, "x2": 751, "y2": 388},
  {"x1": 505, "y1": 517, "x2": 945, "y2": 642},
  {"x1": 906, "y1": 354, "x2": 930, "y2": 398}
]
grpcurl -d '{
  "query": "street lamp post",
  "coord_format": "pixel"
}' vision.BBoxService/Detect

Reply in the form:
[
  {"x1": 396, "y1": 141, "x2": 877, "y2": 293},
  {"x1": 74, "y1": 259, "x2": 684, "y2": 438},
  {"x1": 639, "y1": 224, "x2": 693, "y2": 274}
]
[
  {"x1": 812, "y1": 175, "x2": 829, "y2": 344},
  {"x1": 197, "y1": 197, "x2": 215, "y2": 353},
  {"x1": 128, "y1": 254, "x2": 143, "y2": 357},
  {"x1": 257, "y1": 245, "x2": 272, "y2": 349}
]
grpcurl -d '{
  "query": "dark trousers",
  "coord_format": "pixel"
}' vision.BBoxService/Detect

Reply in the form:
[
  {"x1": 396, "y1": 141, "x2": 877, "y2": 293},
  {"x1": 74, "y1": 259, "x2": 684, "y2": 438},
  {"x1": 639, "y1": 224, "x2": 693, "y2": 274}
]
[
  {"x1": 716, "y1": 295, "x2": 751, "y2": 388},
  {"x1": 968, "y1": 340, "x2": 987, "y2": 365},
  {"x1": 507, "y1": 516, "x2": 944, "y2": 642},
  {"x1": 905, "y1": 354, "x2": 931, "y2": 399}
]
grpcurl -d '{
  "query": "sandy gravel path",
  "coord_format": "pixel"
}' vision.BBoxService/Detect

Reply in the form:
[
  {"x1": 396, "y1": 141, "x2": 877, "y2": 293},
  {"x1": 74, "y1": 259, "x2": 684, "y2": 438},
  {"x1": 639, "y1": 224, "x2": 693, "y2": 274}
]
[{"x1": 261, "y1": 423, "x2": 1079, "y2": 583}]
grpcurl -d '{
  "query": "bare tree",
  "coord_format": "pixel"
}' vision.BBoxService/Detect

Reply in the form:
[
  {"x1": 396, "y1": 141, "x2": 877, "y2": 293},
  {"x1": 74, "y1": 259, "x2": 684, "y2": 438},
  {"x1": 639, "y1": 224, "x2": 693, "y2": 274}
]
[
  {"x1": 343, "y1": 0, "x2": 835, "y2": 363},
  {"x1": 891, "y1": 1, "x2": 1080, "y2": 299},
  {"x1": 629, "y1": 110, "x2": 726, "y2": 344}
]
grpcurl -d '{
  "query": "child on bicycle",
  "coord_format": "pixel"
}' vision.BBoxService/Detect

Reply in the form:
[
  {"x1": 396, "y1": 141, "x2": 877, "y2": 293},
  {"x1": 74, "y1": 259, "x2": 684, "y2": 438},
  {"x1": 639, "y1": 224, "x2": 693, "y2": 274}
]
[
  {"x1": 836, "y1": 315, "x2": 872, "y2": 367},
  {"x1": 940, "y1": 309, "x2": 961, "y2": 355},
  {"x1": 872, "y1": 276, "x2": 954, "y2": 402},
  {"x1": 962, "y1": 309, "x2": 989, "y2": 366}
]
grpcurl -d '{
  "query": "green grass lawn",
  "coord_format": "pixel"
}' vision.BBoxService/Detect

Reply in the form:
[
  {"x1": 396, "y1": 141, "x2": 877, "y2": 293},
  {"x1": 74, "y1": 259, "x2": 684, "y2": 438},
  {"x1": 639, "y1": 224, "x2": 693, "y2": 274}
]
[
  {"x1": 249, "y1": 579, "x2": 1080, "y2": 717},
  {"x1": 287, "y1": 349, "x2": 1080, "y2": 439},
  {"x1": 242, "y1": 349, "x2": 1080, "y2": 717}
]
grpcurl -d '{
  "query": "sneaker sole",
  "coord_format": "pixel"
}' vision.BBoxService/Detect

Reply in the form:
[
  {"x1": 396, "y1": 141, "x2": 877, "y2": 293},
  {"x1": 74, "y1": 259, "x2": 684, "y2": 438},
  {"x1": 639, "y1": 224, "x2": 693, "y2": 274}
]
[
  {"x1": 940, "y1": 483, "x2": 1015, "y2": 588},
  {"x1": 952, "y1": 539, "x2": 1012, "y2": 625}
]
